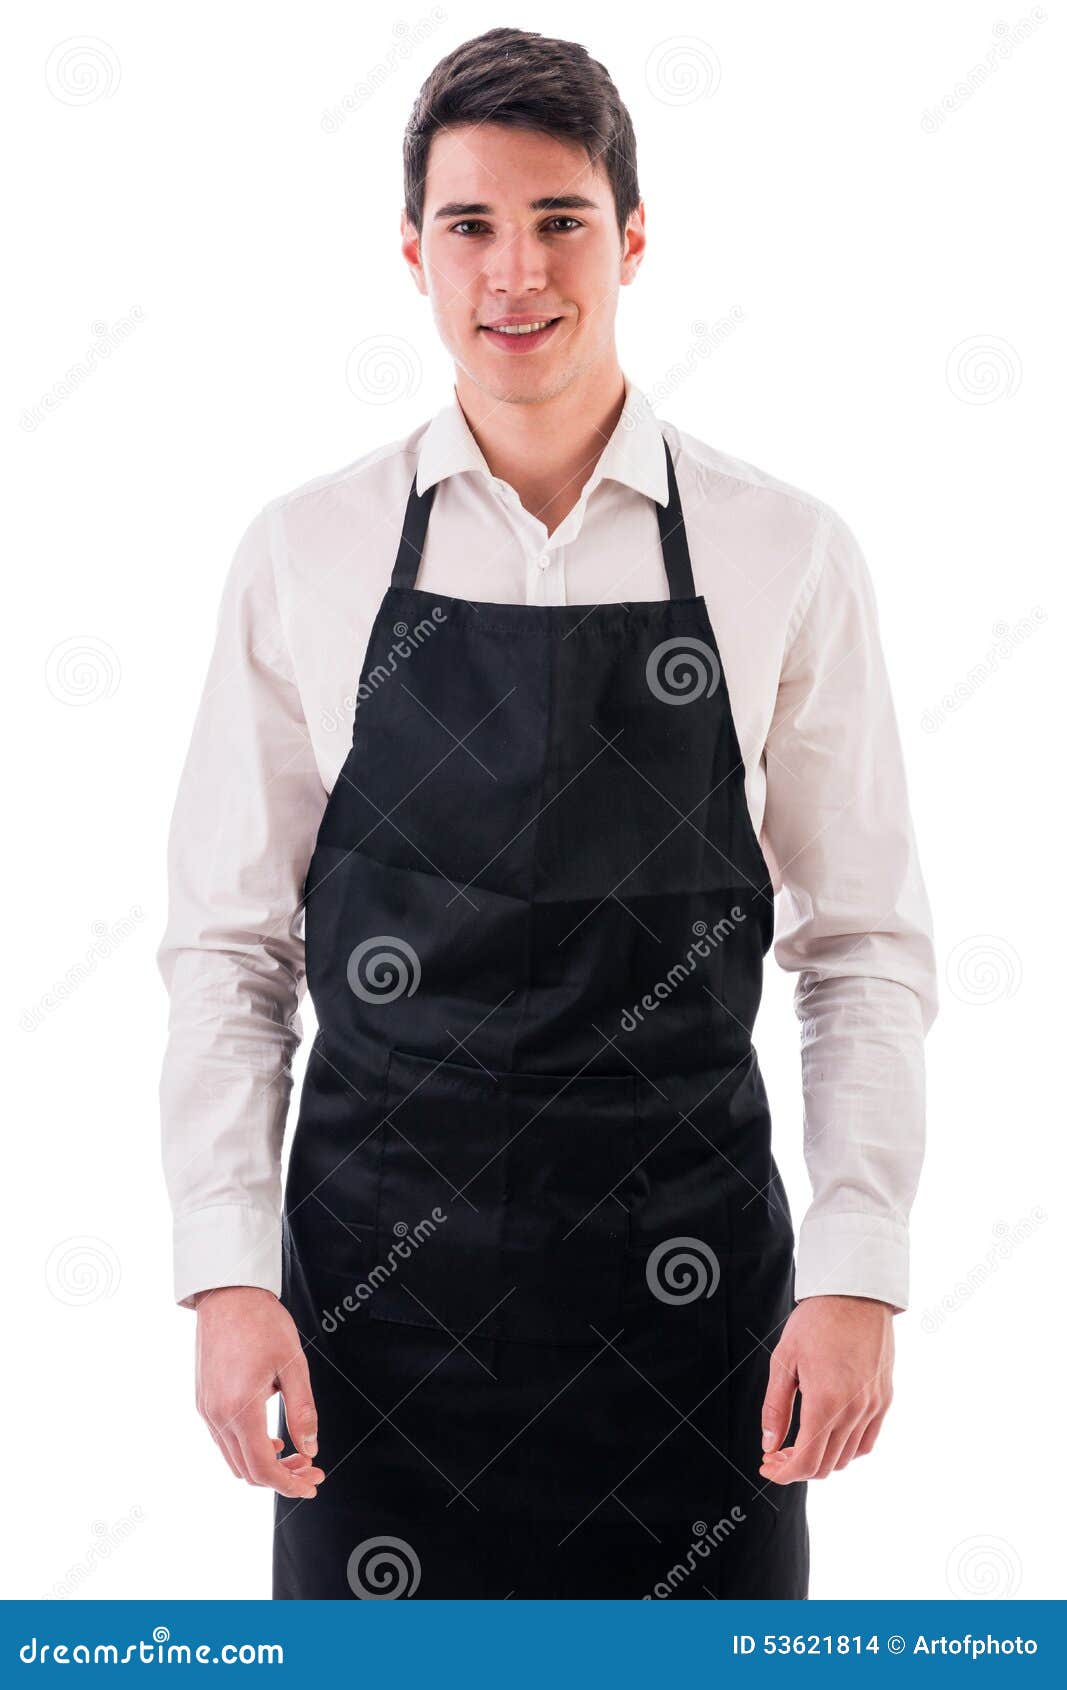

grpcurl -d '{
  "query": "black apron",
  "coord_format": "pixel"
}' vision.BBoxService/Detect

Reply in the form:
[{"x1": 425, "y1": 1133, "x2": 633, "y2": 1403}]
[{"x1": 273, "y1": 434, "x2": 808, "y2": 1599}]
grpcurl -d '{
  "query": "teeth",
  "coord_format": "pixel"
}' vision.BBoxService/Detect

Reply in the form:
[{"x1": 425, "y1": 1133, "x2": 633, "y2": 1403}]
[{"x1": 488, "y1": 320, "x2": 554, "y2": 335}]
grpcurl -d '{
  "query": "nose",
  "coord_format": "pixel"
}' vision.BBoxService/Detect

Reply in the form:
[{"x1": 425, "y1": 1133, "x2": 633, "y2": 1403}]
[{"x1": 482, "y1": 224, "x2": 550, "y2": 296}]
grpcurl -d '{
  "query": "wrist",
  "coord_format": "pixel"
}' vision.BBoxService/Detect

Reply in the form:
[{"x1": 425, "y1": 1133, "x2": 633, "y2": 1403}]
[
  {"x1": 798, "y1": 1292, "x2": 897, "y2": 1316},
  {"x1": 191, "y1": 1284, "x2": 279, "y2": 1312}
]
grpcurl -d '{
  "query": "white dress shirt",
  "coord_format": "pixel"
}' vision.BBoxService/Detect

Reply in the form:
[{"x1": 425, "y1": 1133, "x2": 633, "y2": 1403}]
[{"x1": 157, "y1": 373, "x2": 937, "y2": 1313}]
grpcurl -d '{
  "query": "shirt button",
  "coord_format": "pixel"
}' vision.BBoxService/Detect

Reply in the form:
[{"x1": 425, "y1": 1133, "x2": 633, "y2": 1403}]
[{"x1": 537, "y1": 553, "x2": 550, "y2": 571}]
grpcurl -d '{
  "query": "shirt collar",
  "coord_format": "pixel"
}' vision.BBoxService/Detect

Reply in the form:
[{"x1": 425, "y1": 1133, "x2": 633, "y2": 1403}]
[{"x1": 414, "y1": 372, "x2": 669, "y2": 507}]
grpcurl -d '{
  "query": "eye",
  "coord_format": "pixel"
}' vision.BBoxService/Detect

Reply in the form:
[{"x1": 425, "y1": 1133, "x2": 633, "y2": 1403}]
[{"x1": 448, "y1": 216, "x2": 584, "y2": 237}]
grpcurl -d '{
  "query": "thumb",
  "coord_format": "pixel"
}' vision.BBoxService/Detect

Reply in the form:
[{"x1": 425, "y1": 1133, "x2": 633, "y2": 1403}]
[
  {"x1": 277, "y1": 1348, "x2": 319, "y2": 1460},
  {"x1": 760, "y1": 1339, "x2": 798, "y2": 1454}
]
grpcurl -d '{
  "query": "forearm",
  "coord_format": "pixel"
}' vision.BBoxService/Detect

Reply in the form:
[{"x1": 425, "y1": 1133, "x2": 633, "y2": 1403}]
[
  {"x1": 792, "y1": 970, "x2": 927, "y2": 1312},
  {"x1": 160, "y1": 943, "x2": 301, "y2": 1306}
]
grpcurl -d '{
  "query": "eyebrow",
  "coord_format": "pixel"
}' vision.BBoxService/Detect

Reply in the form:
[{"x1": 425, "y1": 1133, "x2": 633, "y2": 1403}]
[{"x1": 432, "y1": 194, "x2": 601, "y2": 222}]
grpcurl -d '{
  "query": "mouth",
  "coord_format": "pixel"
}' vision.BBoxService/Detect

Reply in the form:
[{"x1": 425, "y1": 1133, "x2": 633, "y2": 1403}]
[{"x1": 478, "y1": 316, "x2": 563, "y2": 353}]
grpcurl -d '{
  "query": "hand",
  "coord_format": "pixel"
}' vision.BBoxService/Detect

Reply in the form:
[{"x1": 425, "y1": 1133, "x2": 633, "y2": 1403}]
[
  {"x1": 194, "y1": 1286, "x2": 325, "y2": 1499},
  {"x1": 759, "y1": 1294, "x2": 894, "y2": 1484}
]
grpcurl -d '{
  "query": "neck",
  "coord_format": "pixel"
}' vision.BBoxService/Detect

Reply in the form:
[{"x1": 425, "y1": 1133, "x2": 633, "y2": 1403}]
[{"x1": 453, "y1": 359, "x2": 628, "y2": 536}]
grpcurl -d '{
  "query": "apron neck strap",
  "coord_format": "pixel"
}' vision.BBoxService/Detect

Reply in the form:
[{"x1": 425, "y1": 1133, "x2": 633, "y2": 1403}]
[
  {"x1": 390, "y1": 431, "x2": 696, "y2": 600},
  {"x1": 391, "y1": 468, "x2": 437, "y2": 590},
  {"x1": 656, "y1": 434, "x2": 696, "y2": 599}
]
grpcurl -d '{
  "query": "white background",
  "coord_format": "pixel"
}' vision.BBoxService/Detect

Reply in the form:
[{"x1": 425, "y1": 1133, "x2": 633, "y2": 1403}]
[{"x1": 4, "y1": 0, "x2": 1062, "y2": 1601}]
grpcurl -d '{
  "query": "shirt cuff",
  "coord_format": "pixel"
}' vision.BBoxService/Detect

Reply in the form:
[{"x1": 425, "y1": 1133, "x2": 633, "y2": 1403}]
[
  {"x1": 173, "y1": 1204, "x2": 282, "y2": 1309},
  {"x1": 794, "y1": 1209, "x2": 909, "y2": 1313}
]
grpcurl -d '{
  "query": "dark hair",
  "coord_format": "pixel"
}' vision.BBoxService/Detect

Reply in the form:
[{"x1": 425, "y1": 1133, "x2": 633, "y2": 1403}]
[{"x1": 402, "y1": 26, "x2": 640, "y2": 246}]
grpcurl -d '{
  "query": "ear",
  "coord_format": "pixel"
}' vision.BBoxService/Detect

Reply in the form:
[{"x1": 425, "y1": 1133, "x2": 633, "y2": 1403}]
[
  {"x1": 400, "y1": 210, "x2": 428, "y2": 297},
  {"x1": 620, "y1": 200, "x2": 647, "y2": 287}
]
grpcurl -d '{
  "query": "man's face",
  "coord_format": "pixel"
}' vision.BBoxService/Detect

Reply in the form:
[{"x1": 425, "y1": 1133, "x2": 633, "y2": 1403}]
[{"x1": 403, "y1": 122, "x2": 644, "y2": 405}]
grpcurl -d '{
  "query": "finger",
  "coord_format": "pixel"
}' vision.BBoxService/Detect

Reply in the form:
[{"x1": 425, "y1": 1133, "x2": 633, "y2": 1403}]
[
  {"x1": 833, "y1": 1420, "x2": 870, "y2": 1471},
  {"x1": 814, "y1": 1422, "x2": 854, "y2": 1479},
  {"x1": 202, "y1": 1405, "x2": 252, "y2": 1482},
  {"x1": 207, "y1": 1422, "x2": 243, "y2": 1479},
  {"x1": 760, "y1": 1343, "x2": 798, "y2": 1456},
  {"x1": 856, "y1": 1406, "x2": 889, "y2": 1457},
  {"x1": 233, "y1": 1404, "x2": 318, "y2": 1498},
  {"x1": 270, "y1": 1432, "x2": 314, "y2": 1471},
  {"x1": 279, "y1": 1454, "x2": 325, "y2": 1482},
  {"x1": 763, "y1": 1395, "x2": 834, "y2": 1483},
  {"x1": 277, "y1": 1347, "x2": 319, "y2": 1460},
  {"x1": 220, "y1": 1425, "x2": 254, "y2": 1483},
  {"x1": 271, "y1": 1435, "x2": 316, "y2": 1473}
]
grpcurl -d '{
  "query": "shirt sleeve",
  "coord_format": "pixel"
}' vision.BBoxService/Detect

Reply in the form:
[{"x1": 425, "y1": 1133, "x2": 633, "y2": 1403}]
[
  {"x1": 156, "y1": 500, "x2": 326, "y2": 1308},
  {"x1": 761, "y1": 506, "x2": 938, "y2": 1313}
]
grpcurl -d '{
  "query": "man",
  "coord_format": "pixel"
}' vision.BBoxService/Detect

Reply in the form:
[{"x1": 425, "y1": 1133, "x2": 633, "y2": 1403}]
[{"x1": 158, "y1": 26, "x2": 936, "y2": 1600}]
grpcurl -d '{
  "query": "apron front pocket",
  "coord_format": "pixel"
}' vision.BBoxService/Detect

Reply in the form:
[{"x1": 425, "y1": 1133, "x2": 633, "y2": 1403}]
[{"x1": 370, "y1": 1046, "x2": 637, "y2": 1347}]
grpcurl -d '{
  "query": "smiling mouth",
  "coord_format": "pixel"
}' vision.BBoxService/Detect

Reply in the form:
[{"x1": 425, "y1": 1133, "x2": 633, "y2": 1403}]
[
  {"x1": 481, "y1": 316, "x2": 560, "y2": 333},
  {"x1": 478, "y1": 316, "x2": 564, "y2": 349}
]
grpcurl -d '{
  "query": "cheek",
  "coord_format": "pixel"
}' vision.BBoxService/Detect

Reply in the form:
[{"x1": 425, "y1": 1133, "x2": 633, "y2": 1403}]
[
  {"x1": 566, "y1": 262, "x2": 619, "y2": 323},
  {"x1": 427, "y1": 279, "x2": 475, "y2": 343},
  {"x1": 424, "y1": 248, "x2": 474, "y2": 307}
]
